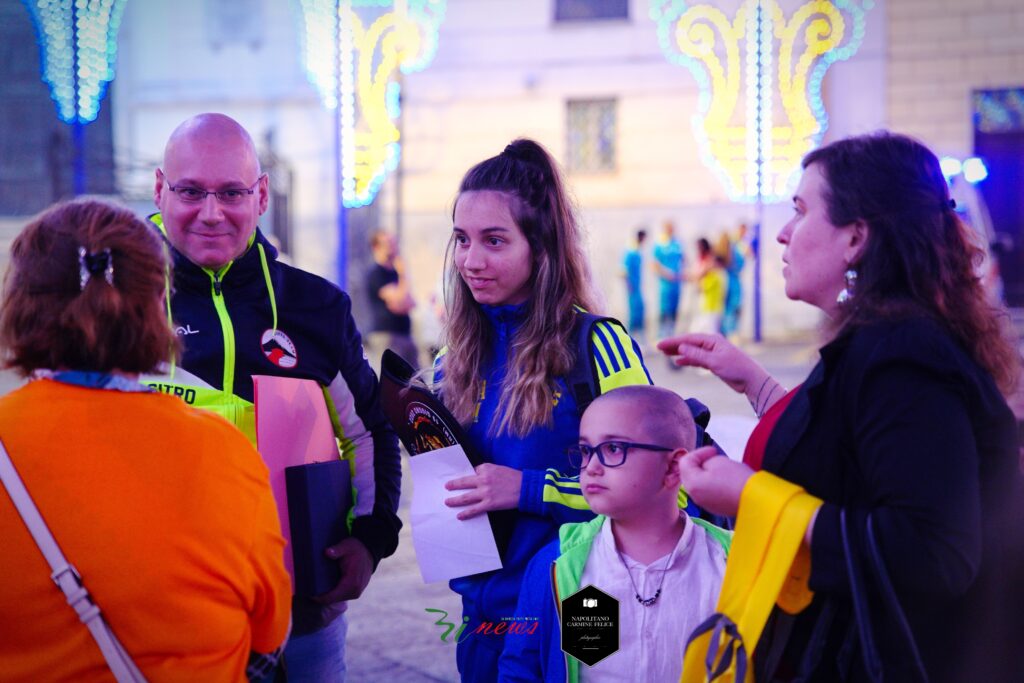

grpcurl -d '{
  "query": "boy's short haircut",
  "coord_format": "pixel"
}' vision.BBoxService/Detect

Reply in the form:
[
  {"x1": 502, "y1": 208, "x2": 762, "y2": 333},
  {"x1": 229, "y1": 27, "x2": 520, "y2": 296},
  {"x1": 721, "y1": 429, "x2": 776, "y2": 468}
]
[{"x1": 587, "y1": 385, "x2": 697, "y2": 452}]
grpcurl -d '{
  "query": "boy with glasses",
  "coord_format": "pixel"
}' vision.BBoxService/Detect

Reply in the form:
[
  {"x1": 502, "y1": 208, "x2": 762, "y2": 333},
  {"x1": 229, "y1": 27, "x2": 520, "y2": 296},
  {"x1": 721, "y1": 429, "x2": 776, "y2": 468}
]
[{"x1": 499, "y1": 385, "x2": 730, "y2": 682}]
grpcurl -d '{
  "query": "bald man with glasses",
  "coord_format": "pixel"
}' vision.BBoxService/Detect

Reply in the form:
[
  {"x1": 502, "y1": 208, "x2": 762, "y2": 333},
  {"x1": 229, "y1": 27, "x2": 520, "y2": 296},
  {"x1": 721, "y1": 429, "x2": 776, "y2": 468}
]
[{"x1": 147, "y1": 113, "x2": 402, "y2": 682}]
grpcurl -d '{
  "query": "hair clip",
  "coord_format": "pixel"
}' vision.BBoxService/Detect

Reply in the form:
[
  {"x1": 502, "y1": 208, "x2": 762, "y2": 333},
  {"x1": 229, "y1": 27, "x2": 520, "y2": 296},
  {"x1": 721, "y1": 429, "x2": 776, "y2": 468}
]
[{"x1": 79, "y1": 247, "x2": 114, "y2": 290}]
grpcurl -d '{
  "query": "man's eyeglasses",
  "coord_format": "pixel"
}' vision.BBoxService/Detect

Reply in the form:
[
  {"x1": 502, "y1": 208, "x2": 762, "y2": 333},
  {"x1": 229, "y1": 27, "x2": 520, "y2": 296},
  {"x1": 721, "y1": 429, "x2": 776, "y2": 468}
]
[
  {"x1": 566, "y1": 441, "x2": 676, "y2": 469},
  {"x1": 164, "y1": 174, "x2": 265, "y2": 205}
]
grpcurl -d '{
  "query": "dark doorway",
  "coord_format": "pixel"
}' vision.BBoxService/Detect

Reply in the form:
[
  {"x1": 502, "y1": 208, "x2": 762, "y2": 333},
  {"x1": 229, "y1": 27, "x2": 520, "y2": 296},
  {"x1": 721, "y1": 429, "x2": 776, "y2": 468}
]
[{"x1": 974, "y1": 89, "x2": 1024, "y2": 308}]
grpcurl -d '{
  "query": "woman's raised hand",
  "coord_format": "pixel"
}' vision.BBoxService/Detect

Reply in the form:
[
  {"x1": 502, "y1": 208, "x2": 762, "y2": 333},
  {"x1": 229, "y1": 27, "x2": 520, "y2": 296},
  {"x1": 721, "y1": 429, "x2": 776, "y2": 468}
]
[
  {"x1": 658, "y1": 333, "x2": 786, "y2": 417},
  {"x1": 677, "y1": 446, "x2": 754, "y2": 518},
  {"x1": 657, "y1": 333, "x2": 764, "y2": 393}
]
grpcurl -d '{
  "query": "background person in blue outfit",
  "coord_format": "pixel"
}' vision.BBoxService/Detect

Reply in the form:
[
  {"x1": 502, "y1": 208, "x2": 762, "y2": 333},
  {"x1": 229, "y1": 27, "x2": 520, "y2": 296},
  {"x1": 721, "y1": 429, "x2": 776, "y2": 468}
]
[
  {"x1": 716, "y1": 229, "x2": 746, "y2": 339},
  {"x1": 622, "y1": 228, "x2": 647, "y2": 342},
  {"x1": 652, "y1": 220, "x2": 684, "y2": 339},
  {"x1": 434, "y1": 138, "x2": 653, "y2": 682}
]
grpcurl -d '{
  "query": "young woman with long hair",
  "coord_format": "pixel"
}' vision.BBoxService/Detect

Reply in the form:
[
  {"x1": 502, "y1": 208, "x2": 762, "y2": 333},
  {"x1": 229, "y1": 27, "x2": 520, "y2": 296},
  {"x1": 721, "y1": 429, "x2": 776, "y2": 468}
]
[{"x1": 436, "y1": 139, "x2": 652, "y2": 680}]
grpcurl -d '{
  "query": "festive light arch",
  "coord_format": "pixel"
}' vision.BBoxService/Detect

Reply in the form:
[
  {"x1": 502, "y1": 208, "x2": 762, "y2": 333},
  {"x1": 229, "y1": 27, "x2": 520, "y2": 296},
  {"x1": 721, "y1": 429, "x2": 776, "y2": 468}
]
[
  {"x1": 23, "y1": 0, "x2": 128, "y2": 124},
  {"x1": 298, "y1": 0, "x2": 445, "y2": 208},
  {"x1": 651, "y1": 0, "x2": 873, "y2": 202}
]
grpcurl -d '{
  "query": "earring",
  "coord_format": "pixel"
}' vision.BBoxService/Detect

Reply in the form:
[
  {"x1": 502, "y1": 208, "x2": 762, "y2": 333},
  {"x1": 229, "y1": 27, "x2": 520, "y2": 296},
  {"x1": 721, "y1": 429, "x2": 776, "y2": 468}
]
[{"x1": 836, "y1": 268, "x2": 857, "y2": 305}]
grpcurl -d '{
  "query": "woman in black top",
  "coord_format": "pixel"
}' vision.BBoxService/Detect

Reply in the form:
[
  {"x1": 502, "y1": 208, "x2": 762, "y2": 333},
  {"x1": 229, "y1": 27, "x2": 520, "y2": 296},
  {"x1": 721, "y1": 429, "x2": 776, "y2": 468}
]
[{"x1": 660, "y1": 132, "x2": 1022, "y2": 682}]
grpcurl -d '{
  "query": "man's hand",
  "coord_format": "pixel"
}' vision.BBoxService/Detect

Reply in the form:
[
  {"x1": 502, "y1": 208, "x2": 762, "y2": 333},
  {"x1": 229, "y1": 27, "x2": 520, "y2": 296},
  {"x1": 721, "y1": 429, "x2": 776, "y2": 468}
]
[
  {"x1": 314, "y1": 537, "x2": 374, "y2": 604},
  {"x1": 677, "y1": 446, "x2": 754, "y2": 518},
  {"x1": 444, "y1": 463, "x2": 522, "y2": 520}
]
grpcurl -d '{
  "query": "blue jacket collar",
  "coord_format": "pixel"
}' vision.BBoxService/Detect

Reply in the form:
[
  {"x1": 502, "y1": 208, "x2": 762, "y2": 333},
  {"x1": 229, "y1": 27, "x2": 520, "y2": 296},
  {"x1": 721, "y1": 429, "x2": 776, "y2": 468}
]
[{"x1": 480, "y1": 302, "x2": 528, "y2": 327}]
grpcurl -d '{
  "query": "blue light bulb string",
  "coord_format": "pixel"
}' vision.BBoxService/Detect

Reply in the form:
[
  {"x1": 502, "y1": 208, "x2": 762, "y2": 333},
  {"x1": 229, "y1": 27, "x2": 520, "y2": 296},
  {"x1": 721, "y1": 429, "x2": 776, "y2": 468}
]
[{"x1": 70, "y1": 0, "x2": 86, "y2": 196}]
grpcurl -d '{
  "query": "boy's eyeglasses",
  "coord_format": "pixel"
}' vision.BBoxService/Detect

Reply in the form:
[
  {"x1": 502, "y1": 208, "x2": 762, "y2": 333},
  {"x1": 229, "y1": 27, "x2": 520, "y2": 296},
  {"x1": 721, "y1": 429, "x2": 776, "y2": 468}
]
[{"x1": 566, "y1": 441, "x2": 675, "y2": 469}]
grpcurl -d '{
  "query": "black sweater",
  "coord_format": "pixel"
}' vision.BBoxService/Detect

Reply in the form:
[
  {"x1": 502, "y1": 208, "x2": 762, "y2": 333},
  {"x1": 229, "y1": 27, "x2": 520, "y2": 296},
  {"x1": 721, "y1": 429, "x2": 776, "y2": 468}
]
[{"x1": 757, "y1": 317, "x2": 1022, "y2": 682}]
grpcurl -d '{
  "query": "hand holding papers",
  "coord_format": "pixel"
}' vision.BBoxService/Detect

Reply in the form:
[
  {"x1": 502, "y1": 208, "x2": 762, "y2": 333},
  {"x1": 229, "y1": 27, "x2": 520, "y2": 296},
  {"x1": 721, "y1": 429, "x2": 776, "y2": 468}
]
[
  {"x1": 408, "y1": 445, "x2": 502, "y2": 583},
  {"x1": 378, "y1": 350, "x2": 508, "y2": 581}
]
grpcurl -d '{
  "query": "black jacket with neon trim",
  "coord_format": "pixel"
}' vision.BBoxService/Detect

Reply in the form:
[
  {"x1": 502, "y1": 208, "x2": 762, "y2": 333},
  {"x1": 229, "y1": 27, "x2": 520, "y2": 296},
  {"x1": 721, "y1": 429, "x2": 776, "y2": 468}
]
[{"x1": 148, "y1": 216, "x2": 401, "y2": 627}]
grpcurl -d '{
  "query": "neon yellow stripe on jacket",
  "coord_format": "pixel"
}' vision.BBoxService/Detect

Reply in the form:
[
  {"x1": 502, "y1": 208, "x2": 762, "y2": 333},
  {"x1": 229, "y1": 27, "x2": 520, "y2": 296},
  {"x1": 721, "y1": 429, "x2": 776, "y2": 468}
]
[
  {"x1": 591, "y1": 320, "x2": 652, "y2": 392},
  {"x1": 542, "y1": 469, "x2": 590, "y2": 511}
]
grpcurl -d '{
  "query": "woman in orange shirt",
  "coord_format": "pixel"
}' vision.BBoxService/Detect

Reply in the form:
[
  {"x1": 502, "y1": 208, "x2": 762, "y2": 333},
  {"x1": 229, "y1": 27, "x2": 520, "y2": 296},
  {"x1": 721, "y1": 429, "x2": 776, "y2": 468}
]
[{"x1": 0, "y1": 199, "x2": 291, "y2": 682}]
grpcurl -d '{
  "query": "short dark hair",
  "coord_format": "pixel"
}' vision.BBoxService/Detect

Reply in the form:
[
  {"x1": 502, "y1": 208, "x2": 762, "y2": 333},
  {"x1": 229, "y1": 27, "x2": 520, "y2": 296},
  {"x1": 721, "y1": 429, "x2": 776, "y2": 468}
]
[
  {"x1": 0, "y1": 198, "x2": 179, "y2": 375},
  {"x1": 589, "y1": 385, "x2": 697, "y2": 451},
  {"x1": 803, "y1": 131, "x2": 1018, "y2": 393}
]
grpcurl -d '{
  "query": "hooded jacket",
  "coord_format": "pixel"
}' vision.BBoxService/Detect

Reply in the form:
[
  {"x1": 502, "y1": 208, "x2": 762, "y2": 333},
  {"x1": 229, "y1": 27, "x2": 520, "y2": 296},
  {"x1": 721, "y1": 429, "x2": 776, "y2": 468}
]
[
  {"x1": 499, "y1": 515, "x2": 731, "y2": 683},
  {"x1": 146, "y1": 215, "x2": 402, "y2": 633}
]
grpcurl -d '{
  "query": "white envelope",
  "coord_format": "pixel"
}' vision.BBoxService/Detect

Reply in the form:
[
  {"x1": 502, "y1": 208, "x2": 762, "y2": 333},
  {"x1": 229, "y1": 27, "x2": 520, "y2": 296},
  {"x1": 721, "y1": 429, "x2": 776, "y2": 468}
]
[{"x1": 408, "y1": 445, "x2": 503, "y2": 583}]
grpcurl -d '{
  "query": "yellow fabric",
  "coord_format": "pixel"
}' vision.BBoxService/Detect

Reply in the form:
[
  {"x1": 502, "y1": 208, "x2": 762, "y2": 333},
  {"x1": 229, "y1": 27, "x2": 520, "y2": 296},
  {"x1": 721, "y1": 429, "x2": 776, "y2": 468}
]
[
  {"x1": 699, "y1": 268, "x2": 727, "y2": 314},
  {"x1": 593, "y1": 321, "x2": 652, "y2": 392},
  {"x1": 681, "y1": 471, "x2": 821, "y2": 683},
  {"x1": 541, "y1": 469, "x2": 590, "y2": 511}
]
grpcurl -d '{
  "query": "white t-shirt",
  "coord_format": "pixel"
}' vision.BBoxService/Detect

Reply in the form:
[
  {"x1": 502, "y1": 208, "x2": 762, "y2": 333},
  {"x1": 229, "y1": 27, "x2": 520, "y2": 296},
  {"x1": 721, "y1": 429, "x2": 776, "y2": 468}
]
[{"x1": 578, "y1": 513, "x2": 727, "y2": 683}]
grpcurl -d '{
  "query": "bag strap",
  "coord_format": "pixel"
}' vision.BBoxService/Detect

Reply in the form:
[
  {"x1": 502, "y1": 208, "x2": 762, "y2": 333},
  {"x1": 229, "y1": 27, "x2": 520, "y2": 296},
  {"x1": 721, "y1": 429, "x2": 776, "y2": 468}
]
[
  {"x1": 841, "y1": 509, "x2": 883, "y2": 682},
  {"x1": 0, "y1": 438, "x2": 148, "y2": 683},
  {"x1": 566, "y1": 310, "x2": 616, "y2": 416},
  {"x1": 843, "y1": 509, "x2": 929, "y2": 682}
]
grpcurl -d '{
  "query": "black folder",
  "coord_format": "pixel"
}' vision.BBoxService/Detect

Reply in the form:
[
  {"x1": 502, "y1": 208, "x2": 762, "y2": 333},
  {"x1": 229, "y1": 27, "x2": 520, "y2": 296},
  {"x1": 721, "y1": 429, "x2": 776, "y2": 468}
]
[
  {"x1": 378, "y1": 349, "x2": 514, "y2": 560},
  {"x1": 285, "y1": 459, "x2": 352, "y2": 597}
]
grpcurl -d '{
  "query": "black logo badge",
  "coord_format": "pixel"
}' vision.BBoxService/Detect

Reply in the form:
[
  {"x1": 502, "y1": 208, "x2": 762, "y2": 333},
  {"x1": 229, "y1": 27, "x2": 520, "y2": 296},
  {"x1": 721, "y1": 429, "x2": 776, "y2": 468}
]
[{"x1": 560, "y1": 584, "x2": 619, "y2": 666}]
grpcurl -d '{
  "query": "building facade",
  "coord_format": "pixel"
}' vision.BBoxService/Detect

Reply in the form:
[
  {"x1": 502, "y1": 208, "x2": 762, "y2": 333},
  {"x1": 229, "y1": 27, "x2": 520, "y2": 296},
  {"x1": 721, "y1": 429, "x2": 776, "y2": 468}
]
[{"x1": 4, "y1": 0, "x2": 1021, "y2": 337}]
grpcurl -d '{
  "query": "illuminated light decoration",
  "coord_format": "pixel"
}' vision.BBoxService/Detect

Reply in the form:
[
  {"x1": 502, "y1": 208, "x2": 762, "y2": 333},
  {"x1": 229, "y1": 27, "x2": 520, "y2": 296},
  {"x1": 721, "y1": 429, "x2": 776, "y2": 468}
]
[
  {"x1": 939, "y1": 156, "x2": 962, "y2": 180},
  {"x1": 651, "y1": 0, "x2": 874, "y2": 201},
  {"x1": 298, "y1": 0, "x2": 445, "y2": 208},
  {"x1": 961, "y1": 157, "x2": 988, "y2": 184},
  {"x1": 23, "y1": 0, "x2": 128, "y2": 124},
  {"x1": 972, "y1": 89, "x2": 1024, "y2": 134}
]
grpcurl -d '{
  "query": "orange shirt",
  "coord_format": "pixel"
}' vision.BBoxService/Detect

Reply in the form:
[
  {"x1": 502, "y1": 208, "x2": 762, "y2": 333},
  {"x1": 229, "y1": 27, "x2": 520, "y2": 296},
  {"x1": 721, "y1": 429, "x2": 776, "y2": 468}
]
[{"x1": 0, "y1": 380, "x2": 291, "y2": 682}]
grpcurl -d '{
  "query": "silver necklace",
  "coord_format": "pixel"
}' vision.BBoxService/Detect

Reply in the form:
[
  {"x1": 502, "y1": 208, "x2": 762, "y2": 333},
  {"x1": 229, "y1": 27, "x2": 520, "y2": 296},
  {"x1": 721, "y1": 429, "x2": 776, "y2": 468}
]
[{"x1": 616, "y1": 548, "x2": 672, "y2": 607}]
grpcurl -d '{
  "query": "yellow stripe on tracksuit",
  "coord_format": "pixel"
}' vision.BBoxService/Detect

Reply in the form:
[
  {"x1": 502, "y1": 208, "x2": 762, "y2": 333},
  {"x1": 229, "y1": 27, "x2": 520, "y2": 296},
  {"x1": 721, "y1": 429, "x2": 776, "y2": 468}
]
[
  {"x1": 542, "y1": 469, "x2": 590, "y2": 511},
  {"x1": 591, "y1": 320, "x2": 653, "y2": 392}
]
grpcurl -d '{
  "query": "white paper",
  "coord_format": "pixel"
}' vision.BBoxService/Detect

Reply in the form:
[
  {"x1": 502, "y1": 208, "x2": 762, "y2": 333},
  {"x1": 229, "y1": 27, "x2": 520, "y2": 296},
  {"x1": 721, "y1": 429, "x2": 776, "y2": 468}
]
[{"x1": 408, "y1": 444, "x2": 503, "y2": 583}]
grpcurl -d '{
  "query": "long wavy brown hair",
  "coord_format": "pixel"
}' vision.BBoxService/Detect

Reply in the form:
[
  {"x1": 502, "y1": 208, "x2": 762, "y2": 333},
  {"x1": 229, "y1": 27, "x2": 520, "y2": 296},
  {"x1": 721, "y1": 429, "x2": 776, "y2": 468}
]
[
  {"x1": 805, "y1": 132, "x2": 1019, "y2": 394},
  {"x1": 439, "y1": 139, "x2": 598, "y2": 436}
]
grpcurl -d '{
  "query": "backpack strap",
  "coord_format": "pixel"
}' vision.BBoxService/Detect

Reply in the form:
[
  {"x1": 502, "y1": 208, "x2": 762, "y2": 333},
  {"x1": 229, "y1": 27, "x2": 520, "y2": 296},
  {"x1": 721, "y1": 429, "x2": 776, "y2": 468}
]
[
  {"x1": 0, "y1": 439, "x2": 148, "y2": 683},
  {"x1": 566, "y1": 311, "x2": 622, "y2": 417}
]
